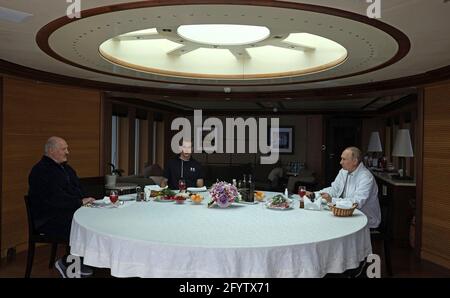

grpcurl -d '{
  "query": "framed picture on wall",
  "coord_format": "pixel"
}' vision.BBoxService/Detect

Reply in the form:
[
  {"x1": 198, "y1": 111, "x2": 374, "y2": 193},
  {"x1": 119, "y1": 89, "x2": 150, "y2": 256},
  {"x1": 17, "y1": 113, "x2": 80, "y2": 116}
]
[{"x1": 268, "y1": 126, "x2": 294, "y2": 154}]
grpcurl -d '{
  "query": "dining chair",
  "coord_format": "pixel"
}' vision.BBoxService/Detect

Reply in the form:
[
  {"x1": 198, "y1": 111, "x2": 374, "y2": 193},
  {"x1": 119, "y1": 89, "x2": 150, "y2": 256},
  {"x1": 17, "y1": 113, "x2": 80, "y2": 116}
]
[
  {"x1": 24, "y1": 195, "x2": 68, "y2": 278},
  {"x1": 370, "y1": 195, "x2": 393, "y2": 277}
]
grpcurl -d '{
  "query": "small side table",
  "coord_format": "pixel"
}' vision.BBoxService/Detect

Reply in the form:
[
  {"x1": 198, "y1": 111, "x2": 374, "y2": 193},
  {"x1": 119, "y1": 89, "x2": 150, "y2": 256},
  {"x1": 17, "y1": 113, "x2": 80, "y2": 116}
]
[{"x1": 105, "y1": 183, "x2": 138, "y2": 195}]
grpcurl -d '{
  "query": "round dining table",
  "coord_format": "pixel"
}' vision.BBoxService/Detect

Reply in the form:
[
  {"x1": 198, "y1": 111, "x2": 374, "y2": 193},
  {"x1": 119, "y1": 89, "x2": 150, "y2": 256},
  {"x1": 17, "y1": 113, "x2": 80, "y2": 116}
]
[{"x1": 70, "y1": 191, "x2": 372, "y2": 278}]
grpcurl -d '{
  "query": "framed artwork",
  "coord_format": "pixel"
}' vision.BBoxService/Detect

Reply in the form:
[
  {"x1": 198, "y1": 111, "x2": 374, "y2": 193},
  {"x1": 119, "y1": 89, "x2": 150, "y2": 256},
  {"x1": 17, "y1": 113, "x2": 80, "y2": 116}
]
[{"x1": 268, "y1": 126, "x2": 294, "y2": 154}]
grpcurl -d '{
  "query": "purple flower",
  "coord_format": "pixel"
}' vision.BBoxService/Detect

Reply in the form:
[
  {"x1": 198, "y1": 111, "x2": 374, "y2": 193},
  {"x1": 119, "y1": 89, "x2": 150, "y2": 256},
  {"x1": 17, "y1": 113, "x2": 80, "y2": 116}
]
[{"x1": 209, "y1": 181, "x2": 238, "y2": 208}]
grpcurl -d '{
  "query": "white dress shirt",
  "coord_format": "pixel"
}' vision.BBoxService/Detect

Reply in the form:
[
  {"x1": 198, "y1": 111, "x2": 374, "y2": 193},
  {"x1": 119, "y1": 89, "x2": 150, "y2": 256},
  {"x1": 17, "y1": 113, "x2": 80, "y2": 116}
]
[{"x1": 320, "y1": 163, "x2": 381, "y2": 228}]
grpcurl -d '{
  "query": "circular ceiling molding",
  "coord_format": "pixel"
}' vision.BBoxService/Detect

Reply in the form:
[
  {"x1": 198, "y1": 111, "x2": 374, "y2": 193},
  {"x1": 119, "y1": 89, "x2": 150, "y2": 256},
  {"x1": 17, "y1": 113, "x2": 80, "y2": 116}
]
[
  {"x1": 99, "y1": 28, "x2": 347, "y2": 80},
  {"x1": 37, "y1": 0, "x2": 410, "y2": 87}
]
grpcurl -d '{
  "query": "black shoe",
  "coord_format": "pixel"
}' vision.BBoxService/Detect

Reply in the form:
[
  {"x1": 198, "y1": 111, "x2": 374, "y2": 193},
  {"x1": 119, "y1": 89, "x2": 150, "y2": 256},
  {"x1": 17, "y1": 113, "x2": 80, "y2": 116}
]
[
  {"x1": 80, "y1": 264, "x2": 94, "y2": 277},
  {"x1": 55, "y1": 259, "x2": 67, "y2": 278}
]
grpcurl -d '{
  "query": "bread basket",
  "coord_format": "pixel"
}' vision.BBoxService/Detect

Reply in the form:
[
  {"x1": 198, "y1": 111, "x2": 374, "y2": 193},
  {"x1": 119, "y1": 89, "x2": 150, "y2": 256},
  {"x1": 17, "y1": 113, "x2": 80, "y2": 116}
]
[{"x1": 328, "y1": 203, "x2": 358, "y2": 217}]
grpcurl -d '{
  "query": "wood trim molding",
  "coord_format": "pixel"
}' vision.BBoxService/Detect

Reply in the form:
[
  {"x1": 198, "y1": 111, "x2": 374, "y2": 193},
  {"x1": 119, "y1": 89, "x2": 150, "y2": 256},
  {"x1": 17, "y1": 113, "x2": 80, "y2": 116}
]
[
  {"x1": 101, "y1": 94, "x2": 112, "y2": 176},
  {"x1": 128, "y1": 107, "x2": 136, "y2": 175},
  {"x1": 0, "y1": 76, "x2": 3, "y2": 263},
  {"x1": 3, "y1": 61, "x2": 450, "y2": 103},
  {"x1": 416, "y1": 88, "x2": 424, "y2": 258},
  {"x1": 147, "y1": 111, "x2": 154, "y2": 165}
]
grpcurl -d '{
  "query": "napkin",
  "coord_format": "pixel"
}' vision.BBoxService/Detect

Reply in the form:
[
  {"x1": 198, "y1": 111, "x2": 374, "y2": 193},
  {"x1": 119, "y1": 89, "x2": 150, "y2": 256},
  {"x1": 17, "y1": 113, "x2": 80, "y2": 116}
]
[
  {"x1": 144, "y1": 185, "x2": 167, "y2": 199},
  {"x1": 144, "y1": 185, "x2": 166, "y2": 191},
  {"x1": 303, "y1": 196, "x2": 322, "y2": 211},
  {"x1": 336, "y1": 200, "x2": 354, "y2": 209}
]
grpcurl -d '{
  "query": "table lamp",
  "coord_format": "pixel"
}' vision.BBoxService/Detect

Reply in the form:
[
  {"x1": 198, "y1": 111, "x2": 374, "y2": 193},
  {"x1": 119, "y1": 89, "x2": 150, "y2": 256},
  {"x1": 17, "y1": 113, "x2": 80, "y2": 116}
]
[
  {"x1": 367, "y1": 131, "x2": 383, "y2": 168},
  {"x1": 392, "y1": 129, "x2": 414, "y2": 179}
]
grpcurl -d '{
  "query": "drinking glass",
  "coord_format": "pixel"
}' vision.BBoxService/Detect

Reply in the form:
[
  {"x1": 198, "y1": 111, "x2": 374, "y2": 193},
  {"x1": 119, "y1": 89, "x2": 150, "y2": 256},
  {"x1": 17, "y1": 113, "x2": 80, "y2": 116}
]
[
  {"x1": 298, "y1": 186, "x2": 306, "y2": 198},
  {"x1": 109, "y1": 190, "x2": 119, "y2": 205},
  {"x1": 178, "y1": 179, "x2": 186, "y2": 192}
]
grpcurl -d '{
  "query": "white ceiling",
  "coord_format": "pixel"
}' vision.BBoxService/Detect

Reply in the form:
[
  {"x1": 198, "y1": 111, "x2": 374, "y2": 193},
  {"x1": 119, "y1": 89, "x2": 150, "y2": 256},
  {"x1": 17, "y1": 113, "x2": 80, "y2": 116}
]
[{"x1": 0, "y1": 0, "x2": 449, "y2": 109}]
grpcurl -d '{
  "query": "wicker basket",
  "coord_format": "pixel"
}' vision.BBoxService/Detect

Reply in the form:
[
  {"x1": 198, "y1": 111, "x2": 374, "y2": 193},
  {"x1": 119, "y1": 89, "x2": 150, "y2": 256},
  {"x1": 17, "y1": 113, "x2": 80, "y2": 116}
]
[{"x1": 328, "y1": 203, "x2": 358, "y2": 217}]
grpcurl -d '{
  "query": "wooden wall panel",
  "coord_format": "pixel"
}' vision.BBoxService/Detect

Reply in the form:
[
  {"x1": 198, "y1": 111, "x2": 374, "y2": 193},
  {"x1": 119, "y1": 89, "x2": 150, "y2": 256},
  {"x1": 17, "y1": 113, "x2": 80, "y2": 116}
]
[
  {"x1": 156, "y1": 121, "x2": 165, "y2": 169},
  {"x1": 118, "y1": 116, "x2": 129, "y2": 176},
  {"x1": 139, "y1": 119, "x2": 149, "y2": 172},
  {"x1": 306, "y1": 115, "x2": 324, "y2": 187},
  {"x1": 422, "y1": 82, "x2": 450, "y2": 269},
  {"x1": 1, "y1": 77, "x2": 101, "y2": 257}
]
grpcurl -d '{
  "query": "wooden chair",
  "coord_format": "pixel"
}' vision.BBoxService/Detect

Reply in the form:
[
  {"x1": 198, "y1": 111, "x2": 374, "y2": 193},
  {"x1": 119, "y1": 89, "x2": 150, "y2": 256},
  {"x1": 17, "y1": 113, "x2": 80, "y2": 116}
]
[
  {"x1": 24, "y1": 195, "x2": 67, "y2": 278},
  {"x1": 370, "y1": 195, "x2": 393, "y2": 276}
]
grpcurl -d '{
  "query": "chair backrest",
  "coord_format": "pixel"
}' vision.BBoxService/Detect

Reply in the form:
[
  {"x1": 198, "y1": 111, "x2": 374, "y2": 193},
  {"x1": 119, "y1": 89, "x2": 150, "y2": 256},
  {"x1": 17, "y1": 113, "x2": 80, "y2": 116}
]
[
  {"x1": 23, "y1": 195, "x2": 37, "y2": 236},
  {"x1": 376, "y1": 195, "x2": 392, "y2": 236}
]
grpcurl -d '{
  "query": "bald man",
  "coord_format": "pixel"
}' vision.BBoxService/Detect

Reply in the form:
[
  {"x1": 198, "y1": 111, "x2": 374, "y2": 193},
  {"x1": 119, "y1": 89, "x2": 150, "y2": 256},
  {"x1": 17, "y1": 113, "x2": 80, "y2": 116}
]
[
  {"x1": 28, "y1": 136, "x2": 95, "y2": 277},
  {"x1": 309, "y1": 147, "x2": 381, "y2": 228}
]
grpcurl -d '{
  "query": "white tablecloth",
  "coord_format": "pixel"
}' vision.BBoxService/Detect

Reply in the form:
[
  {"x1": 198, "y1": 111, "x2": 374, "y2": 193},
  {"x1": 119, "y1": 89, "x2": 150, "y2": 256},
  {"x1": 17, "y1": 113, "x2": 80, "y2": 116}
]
[{"x1": 70, "y1": 192, "x2": 372, "y2": 278}]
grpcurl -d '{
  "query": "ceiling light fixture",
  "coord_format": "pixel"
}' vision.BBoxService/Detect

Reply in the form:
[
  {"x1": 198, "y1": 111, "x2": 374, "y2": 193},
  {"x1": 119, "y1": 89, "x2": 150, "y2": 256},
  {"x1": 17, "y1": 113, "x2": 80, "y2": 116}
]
[{"x1": 177, "y1": 24, "x2": 270, "y2": 46}]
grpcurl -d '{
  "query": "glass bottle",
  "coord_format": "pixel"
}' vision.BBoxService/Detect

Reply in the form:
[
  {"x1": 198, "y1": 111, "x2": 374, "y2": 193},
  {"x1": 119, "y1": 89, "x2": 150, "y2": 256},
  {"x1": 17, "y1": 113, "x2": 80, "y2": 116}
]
[{"x1": 248, "y1": 174, "x2": 255, "y2": 202}]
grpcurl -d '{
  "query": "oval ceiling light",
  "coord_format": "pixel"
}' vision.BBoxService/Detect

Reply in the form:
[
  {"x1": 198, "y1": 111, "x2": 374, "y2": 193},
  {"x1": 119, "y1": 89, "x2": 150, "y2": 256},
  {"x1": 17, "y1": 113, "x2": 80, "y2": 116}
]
[{"x1": 177, "y1": 24, "x2": 270, "y2": 46}]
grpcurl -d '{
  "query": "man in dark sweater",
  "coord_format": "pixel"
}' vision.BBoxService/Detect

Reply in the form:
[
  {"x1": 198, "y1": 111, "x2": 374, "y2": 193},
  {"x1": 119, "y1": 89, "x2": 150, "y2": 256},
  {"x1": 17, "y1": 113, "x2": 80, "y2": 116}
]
[
  {"x1": 28, "y1": 136, "x2": 95, "y2": 277},
  {"x1": 161, "y1": 141, "x2": 204, "y2": 189}
]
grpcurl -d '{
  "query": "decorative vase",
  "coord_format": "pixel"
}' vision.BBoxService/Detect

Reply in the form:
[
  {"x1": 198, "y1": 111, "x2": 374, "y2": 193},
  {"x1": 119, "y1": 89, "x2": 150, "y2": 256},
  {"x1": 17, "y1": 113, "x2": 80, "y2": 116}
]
[{"x1": 105, "y1": 174, "x2": 117, "y2": 187}]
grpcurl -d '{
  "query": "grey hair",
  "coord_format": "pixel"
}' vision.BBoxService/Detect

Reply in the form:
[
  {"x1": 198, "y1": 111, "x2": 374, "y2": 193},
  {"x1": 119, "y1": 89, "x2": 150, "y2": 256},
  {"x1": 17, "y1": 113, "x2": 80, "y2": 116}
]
[
  {"x1": 345, "y1": 146, "x2": 362, "y2": 163},
  {"x1": 44, "y1": 136, "x2": 62, "y2": 155}
]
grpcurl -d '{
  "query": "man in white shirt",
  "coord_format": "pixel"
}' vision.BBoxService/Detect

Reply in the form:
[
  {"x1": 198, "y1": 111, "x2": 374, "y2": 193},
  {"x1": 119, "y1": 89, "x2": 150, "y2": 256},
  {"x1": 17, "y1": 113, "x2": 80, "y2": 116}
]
[{"x1": 309, "y1": 147, "x2": 381, "y2": 228}]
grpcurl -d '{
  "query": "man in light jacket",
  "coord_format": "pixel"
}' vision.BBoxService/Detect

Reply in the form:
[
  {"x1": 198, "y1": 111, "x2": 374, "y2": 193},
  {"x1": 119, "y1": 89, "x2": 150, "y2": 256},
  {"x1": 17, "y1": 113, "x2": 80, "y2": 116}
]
[{"x1": 310, "y1": 146, "x2": 381, "y2": 228}]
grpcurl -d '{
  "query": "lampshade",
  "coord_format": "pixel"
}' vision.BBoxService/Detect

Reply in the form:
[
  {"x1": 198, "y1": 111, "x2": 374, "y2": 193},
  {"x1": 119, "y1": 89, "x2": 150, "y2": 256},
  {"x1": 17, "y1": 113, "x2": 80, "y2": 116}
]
[
  {"x1": 367, "y1": 131, "x2": 382, "y2": 152},
  {"x1": 392, "y1": 129, "x2": 414, "y2": 157}
]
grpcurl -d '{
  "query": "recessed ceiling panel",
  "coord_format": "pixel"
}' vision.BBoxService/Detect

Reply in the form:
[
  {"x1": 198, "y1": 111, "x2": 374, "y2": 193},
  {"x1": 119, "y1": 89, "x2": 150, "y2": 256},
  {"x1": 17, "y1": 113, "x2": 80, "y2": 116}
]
[{"x1": 43, "y1": 2, "x2": 406, "y2": 86}]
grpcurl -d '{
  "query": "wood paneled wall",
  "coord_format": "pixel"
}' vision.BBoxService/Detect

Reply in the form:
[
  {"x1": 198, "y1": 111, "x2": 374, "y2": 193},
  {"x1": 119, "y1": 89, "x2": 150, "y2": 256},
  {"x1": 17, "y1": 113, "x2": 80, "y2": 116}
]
[
  {"x1": 422, "y1": 81, "x2": 450, "y2": 269},
  {"x1": 306, "y1": 115, "x2": 324, "y2": 187},
  {"x1": 1, "y1": 77, "x2": 102, "y2": 257}
]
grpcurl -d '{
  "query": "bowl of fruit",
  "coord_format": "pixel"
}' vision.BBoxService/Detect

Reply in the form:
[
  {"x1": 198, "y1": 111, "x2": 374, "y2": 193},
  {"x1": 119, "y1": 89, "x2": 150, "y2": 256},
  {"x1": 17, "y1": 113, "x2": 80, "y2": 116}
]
[
  {"x1": 174, "y1": 193, "x2": 189, "y2": 204},
  {"x1": 254, "y1": 191, "x2": 265, "y2": 202},
  {"x1": 190, "y1": 193, "x2": 204, "y2": 204}
]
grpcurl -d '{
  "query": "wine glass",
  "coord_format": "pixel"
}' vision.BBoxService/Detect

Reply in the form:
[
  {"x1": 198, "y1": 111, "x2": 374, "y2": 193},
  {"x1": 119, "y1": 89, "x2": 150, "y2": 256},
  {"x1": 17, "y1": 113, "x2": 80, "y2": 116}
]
[
  {"x1": 298, "y1": 186, "x2": 306, "y2": 209},
  {"x1": 178, "y1": 179, "x2": 186, "y2": 193},
  {"x1": 298, "y1": 185, "x2": 306, "y2": 198},
  {"x1": 109, "y1": 190, "x2": 119, "y2": 205}
]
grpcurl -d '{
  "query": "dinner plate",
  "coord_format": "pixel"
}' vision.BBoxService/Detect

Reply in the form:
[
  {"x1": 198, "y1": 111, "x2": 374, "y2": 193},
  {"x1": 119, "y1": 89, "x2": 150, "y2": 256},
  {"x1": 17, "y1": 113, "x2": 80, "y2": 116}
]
[
  {"x1": 119, "y1": 194, "x2": 136, "y2": 201},
  {"x1": 153, "y1": 196, "x2": 174, "y2": 202},
  {"x1": 92, "y1": 199, "x2": 110, "y2": 206},
  {"x1": 187, "y1": 187, "x2": 207, "y2": 193},
  {"x1": 235, "y1": 200, "x2": 258, "y2": 205},
  {"x1": 264, "y1": 198, "x2": 294, "y2": 210}
]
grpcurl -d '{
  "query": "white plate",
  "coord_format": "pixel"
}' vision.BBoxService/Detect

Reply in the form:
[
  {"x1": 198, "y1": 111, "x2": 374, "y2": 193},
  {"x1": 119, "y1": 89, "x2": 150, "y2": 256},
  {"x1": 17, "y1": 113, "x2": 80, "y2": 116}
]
[
  {"x1": 265, "y1": 197, "x2": 294, "y2": 210},
  {"x1": 235, "y1": 200, "x2": 258, "y2": 205},
  {"x1": 153, "y1": 197, "x2": 175, "y2": 202},
  {"x1": 91, "y1": 199, "x2": 113, "y2": 207},
  {"x1": 119, "y1": 194, "x2": 136, "y2": 201},
  {"x1": 187, "y1": 187, "x2": 207, "y2": 193}
]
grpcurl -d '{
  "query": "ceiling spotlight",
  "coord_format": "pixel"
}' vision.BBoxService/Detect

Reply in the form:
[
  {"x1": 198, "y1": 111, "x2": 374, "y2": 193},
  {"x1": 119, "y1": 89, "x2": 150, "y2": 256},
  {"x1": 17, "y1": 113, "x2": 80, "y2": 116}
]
[
  {"x1": 273, "y1": 107, "x2": 278, "y2": 112},
  {"x1": 224, "y1": 87, "x2": 231, "y2": 93}
]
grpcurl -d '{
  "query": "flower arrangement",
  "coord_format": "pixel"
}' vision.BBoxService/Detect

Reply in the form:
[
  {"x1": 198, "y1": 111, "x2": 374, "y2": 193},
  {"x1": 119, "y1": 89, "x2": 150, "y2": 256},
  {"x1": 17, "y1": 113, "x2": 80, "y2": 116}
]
[{"x1": 208, "y1": 181, "x2": 239, "y2": 208}]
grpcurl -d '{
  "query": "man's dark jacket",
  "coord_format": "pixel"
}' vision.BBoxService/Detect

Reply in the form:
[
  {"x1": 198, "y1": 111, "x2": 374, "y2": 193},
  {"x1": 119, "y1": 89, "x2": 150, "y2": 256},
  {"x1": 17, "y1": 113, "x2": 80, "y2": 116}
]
[{"x1": 28, "y1": 156, "x2": 84, "y2": 229}]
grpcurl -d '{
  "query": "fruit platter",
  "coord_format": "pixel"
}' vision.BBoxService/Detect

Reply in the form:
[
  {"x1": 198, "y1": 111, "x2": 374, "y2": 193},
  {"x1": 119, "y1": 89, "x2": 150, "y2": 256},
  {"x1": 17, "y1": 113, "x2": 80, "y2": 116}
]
[
  {"x1": 265, "y1": 194, "x2": 293, "y2": 210},
  {"x1": 152, "y1": 188, "x2": 177, "y2": 202}
]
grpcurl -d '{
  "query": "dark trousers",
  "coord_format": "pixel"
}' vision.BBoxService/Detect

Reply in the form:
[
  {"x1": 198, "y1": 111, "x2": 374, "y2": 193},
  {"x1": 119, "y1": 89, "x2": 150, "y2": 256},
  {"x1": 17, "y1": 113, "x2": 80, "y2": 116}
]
[{"x1": 37, "y1": 212, "x2": 73, "y2": 266}]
